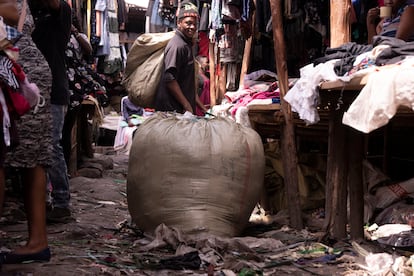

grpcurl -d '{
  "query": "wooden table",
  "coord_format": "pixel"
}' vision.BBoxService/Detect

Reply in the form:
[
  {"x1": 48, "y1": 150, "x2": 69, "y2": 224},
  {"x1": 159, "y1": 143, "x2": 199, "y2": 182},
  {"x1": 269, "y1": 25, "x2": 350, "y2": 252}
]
[{"x1": 247, "y1": 76, "x2": 369, "y2": 240}]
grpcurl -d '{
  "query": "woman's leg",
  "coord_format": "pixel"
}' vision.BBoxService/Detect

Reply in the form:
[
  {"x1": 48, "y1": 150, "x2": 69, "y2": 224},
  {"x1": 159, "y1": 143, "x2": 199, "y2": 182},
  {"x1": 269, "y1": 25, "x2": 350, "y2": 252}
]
[{"x1": 14, "y1": 165, "x2": 48, "y2": 254}]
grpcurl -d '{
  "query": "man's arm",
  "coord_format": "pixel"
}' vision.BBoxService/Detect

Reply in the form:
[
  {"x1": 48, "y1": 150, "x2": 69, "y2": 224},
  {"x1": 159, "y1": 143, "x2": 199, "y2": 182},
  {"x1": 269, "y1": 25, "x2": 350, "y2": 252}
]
[
  {"x1": 166, "y1": 80, "x2": 193, "y2": 114},
  {"x1": 396, "y1": 6, "x2": 414, "y2": 41},
  {"x1": 0, "y1": 0, "x2": 19, "y2": 26},
  {"x1": 195, "y1": 93, "x2": 207, "y2": 113}
]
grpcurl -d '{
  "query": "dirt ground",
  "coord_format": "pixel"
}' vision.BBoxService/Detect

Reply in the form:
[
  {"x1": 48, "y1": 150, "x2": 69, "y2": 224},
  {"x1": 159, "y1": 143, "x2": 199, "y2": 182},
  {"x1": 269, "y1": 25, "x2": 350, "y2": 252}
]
[{"x1": 0, "y1": 148, "x2": 400, "y2": 275}]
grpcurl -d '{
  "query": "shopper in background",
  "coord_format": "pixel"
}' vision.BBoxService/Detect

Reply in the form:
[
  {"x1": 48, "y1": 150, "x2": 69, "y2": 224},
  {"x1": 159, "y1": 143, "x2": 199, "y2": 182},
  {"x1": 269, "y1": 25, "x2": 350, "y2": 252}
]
[
  {"x1": 367, "y1": 0, "x2": 414, "y2": 43},
  {"x1": 1, "y1": 0, "x2": 53, "y2": 264},
  {"x1": 29, "y1": 0, "x2": 73, "y2": 223}
]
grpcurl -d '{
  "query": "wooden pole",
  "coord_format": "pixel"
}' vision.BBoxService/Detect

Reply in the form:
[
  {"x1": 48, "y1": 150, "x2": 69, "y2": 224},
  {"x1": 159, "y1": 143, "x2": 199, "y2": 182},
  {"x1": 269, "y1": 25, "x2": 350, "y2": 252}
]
[
  {"x1": 239, "y1": 35, "x2": 253, "y2": 89},
  {"x1": 347, "y1": 128, "x2": 364, "y2": 239},
  {"x1": 239, "y1": 0, "x2": 256, "y2": 89},
  {"x1": 209, "y1": 42, "x2": 216, "y2": 106},
  {"x1": 269, "y1": 0, "x2": 303, "y2": 229},
  {"x1": 324, "y1": 108, "x2": 348, "y2": 239},
  {"x1": 323, "y1": 0, "x2": 353, "y2": 239},
  {"x1": 218, "y1": 63, "x2": 227, "y2": 104},
  {"x1": 330, "y1": 0, "x2": 352, "y2": 47}
]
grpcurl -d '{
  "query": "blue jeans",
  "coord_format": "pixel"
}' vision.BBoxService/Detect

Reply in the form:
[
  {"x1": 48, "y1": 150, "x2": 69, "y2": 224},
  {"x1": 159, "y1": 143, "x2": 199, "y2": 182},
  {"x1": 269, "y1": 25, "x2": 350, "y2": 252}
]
[{"x1": 48, "y1": 104, "x2": 70, "y2": 209}]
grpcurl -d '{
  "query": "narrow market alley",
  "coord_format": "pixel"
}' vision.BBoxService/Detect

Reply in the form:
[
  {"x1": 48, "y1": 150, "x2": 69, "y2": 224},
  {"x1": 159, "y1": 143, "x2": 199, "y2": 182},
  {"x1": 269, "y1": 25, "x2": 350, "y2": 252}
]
[{"x1": 1, "y1": 147, "x2": 412, "y2": 275}]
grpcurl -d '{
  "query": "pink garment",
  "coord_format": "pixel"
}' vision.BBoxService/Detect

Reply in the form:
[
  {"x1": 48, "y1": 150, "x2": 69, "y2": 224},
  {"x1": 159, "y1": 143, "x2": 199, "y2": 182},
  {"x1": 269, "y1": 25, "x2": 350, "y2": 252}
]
[
  {"x1": 230, "y1": 91, "x2": 280, "y2": 116},
  {"x1": 196, "y1": 76, "x2": 210, "y2": 116}
]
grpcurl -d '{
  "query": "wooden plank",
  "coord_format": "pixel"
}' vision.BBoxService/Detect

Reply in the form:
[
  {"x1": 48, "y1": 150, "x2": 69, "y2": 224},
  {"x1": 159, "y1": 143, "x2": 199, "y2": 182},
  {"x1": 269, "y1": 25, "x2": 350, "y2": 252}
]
[
  {"x1": 247, "y1": 103, "x2": 281, "y2": 111},
  {"x1": 269, "y1": 0, "x2": 303, "y2": 229},
  {"x1": 319, "y1": 74, "x2": 369, "y2": 91}
]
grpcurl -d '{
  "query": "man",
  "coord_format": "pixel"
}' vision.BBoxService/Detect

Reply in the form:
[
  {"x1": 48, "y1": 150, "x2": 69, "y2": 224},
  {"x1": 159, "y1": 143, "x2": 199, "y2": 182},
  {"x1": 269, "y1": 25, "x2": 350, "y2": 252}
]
[
  {"x1": 29, "y1": 0, "x2": 73, "y2": 222},
  {"x1": 154, "y1": 1, "x2": 208, "y2": 115}
]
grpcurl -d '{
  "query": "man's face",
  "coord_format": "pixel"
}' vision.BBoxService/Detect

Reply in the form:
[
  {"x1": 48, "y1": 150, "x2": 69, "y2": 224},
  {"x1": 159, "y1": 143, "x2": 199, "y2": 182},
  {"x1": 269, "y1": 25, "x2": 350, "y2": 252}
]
[{"x1": 177, "y1": 16, "x2": 197, "y2": 39}]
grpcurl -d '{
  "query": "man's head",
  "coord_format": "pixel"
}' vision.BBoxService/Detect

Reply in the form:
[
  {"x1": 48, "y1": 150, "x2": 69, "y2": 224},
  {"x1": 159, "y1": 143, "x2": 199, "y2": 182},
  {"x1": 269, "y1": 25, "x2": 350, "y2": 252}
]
[{"x1": 177, "y1": 1, "x2": 198, "y2": 39}]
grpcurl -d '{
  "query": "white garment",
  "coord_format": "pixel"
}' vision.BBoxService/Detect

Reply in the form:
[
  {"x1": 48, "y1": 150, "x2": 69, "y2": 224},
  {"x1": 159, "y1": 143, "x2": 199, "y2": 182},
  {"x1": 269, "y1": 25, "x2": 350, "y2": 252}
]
[
  {"x1": 284, "y1": 60, "x2": 340, "y2": 125},
  {"x1": 343, "y1": 58, "x2": 414, "y2": 133},
  {"x1": 114, "y1": 96, "x2": 137, "y2": 155}
]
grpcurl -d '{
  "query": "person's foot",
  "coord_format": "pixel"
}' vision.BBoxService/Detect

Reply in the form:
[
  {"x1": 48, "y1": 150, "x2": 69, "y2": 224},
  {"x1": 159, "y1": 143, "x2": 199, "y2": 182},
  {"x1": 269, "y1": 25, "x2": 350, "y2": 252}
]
[
  {"x1": 0, "y1": 247, "x2": 51, "y2": 264},
  {"x1": 46, "y1": 207, "x2": 74, "y2": 224}
]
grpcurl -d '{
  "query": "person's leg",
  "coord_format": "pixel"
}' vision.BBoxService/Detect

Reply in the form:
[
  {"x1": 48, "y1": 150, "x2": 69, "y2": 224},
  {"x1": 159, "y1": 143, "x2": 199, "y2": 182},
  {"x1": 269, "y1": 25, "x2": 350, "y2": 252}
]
[
  {"x1": 62, "y1": 106, "x2": 80, "y2": 166},
  {"x1": 13, "y1": 166, "x2": 49, "y2": 254},
  {"x1": 48, "y1": 104, "x2": 71, "y2": 217}
]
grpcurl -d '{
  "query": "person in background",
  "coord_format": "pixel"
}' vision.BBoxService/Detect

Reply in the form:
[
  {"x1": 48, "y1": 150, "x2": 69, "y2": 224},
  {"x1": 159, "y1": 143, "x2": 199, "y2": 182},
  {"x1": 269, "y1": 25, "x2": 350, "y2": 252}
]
[
  {"x1": 29, "y1": 0, "x2": 73, "y2": 223},
  {"x1": 0, "y1": 0, "x2": 53, "y2": 264},
  {"x1": 367, "y1": 0, "x2": 414, "y2": 43},
  {"x1": 154, "y1": 1, "x2": 208, "y2": 115},
  {"x1": 62, "y1": 11, "x2": 93, "y2": 167},
  {"x1": 195, "y1": 55, "x2": 210, "y2": 116}
]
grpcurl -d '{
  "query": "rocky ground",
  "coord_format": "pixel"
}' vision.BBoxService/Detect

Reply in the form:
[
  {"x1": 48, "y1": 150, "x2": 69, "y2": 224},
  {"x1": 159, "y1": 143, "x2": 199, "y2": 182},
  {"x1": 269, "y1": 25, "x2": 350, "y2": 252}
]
[{"x1": 0, "y1": 148, "x2": 409, "y2": 275}]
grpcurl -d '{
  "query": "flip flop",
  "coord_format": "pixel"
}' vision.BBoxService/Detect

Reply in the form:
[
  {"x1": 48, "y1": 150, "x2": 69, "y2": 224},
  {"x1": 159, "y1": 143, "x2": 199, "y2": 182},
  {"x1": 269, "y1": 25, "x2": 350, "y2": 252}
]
[{"x1": 0, "y1": 247, "x2": 51, "y2": 264}]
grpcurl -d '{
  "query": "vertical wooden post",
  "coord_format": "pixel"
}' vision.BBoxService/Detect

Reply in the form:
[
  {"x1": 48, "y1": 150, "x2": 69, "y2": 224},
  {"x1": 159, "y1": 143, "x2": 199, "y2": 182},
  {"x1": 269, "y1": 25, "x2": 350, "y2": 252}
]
[
  {"x1": 323, "y1": 0, "x2": 352, "y2": 239},
  {"x1": 330, "y1": 0, "x2": 352, "y2": 47},
  {"x1": 239, "y1": 0, "x2": 256, "y2": 89},
  {"x1": 209, "y1": 42, "x2": 216, "y2": 106},
  {"x1": 269, "y1": 0, "x2": 303, "y2": 229},
  {"x1": 218, "y1": 63, "x2": 227, "y2": 104},
  {"x1": 239, "y1": 36, "x2": 253, "y2": 90},
  {"x1": 347, "y1": 128, "x2": 364, "y2": 239},
  {"x1": 324, "y1": 108, "x2": 348, "y2": 239}
]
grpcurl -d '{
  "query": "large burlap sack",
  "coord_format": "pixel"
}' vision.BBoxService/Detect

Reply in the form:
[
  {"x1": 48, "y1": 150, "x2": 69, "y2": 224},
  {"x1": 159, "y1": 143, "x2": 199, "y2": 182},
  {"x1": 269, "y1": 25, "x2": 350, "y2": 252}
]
[
  {"x1": 121, "y1": 32, "x2": 175, "y2": 108},
  {"x1": 127, "y1": 113, "x2": 265, "y2": 237}
]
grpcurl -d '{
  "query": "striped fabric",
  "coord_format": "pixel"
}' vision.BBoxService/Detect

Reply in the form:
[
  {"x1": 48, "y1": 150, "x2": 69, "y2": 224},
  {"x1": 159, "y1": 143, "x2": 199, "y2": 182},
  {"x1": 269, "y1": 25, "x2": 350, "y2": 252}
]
[{"x1": 380, "y1": 2, "x2": 414, "y2": 41}]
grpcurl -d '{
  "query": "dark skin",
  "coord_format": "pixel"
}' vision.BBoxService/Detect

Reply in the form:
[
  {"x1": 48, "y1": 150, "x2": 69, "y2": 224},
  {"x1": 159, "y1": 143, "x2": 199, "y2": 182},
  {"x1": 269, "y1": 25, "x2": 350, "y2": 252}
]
[
  {"x1": 166, "y1": 16, "x2": 208, "y2": 114},
  {"x1": 367, "y1": 0, "x2": 414, "y2": 43},
  {"x1": 0, "y1": 0, "x2": 61, "y2": 258},
  {"x1": 0, "y1": 0, "x2": 18, "y2": 231},
  {"x1": 0, "y1": 0, "x2": 19, "y2": 26},
  {"x1": 71, "y1": 24, "x2": 93, "y2": 56}
]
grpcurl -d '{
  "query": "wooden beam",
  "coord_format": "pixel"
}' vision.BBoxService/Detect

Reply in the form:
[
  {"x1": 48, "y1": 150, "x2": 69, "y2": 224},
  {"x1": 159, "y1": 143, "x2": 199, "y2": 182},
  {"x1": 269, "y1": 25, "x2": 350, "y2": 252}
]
[
  {"x1": 218, "y1": 63, "x2": 227, "y2": 104},
  {"x1": 324, "y1": 108, "x2": 348, "y2": 239},
  {"x1": 239, "y1": 0, "x2": 256, "y2": 89},
  {"x1": 209, "y1": 42, "x2": 216, "y2": 106},
  {"x1": 239, "y1": 36, "x2": 253, "y2": 90},
  {"x1": 347, "y1": 128, "x2": 364, "y2": 239},
  {"x1": 330, "y1": 0, "x2": 352, "y2": 47},
  {"x1": 269, "y1": 0, "x2": 303, "y2": 229}
]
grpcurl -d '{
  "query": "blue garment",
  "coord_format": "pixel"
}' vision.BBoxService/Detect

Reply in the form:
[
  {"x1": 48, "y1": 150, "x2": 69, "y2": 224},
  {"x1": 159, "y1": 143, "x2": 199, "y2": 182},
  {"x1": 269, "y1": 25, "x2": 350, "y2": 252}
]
[
  {"x1": 150, "y1": 0, "x2": 175, "y2": 28},
  {"x1": 48, "y1": 104, "x2": 70, "y2": 209}
]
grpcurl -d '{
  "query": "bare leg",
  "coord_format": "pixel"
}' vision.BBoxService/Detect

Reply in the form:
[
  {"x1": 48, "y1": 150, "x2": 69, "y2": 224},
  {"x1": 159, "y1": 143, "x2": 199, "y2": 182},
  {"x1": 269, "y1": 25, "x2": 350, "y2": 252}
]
[{"x1": 14, "y1": 165, "x2": 48, "y2": 254}]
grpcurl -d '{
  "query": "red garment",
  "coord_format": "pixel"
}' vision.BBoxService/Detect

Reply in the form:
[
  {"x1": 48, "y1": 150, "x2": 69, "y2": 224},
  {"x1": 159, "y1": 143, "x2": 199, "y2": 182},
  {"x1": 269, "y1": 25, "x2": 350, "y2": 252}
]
[
  {"x1": 196, "y1": 75, "x2": 210, "y2": 116},
  {"x1": 198, "y1": 31, "x2": 209, "y2": 57}
]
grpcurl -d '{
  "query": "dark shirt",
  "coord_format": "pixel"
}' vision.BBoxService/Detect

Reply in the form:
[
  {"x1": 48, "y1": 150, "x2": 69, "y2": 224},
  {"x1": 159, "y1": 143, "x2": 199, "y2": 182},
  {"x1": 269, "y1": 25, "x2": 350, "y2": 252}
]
[
  {"x1": 30, "y1": 0, "x2": 72, "y2": 105},
  {"x1": 154, "y1": 30, "x2": 196, "y2": 113}
]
